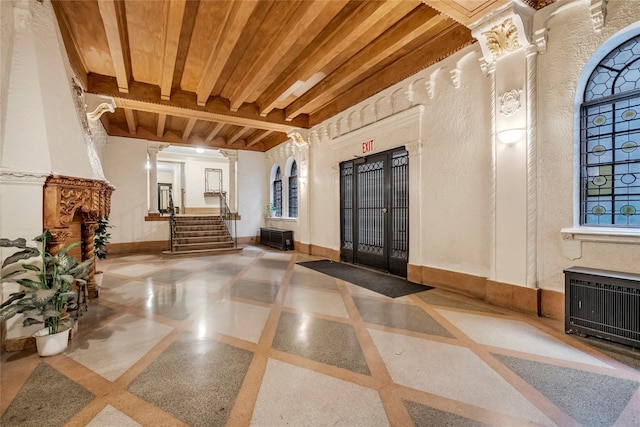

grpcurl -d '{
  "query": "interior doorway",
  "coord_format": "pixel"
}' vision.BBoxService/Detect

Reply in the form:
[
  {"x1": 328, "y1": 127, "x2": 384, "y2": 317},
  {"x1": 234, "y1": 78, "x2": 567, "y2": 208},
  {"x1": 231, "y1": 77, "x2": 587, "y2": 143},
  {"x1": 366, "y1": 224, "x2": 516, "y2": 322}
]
[{"x1": 340, "y1": 147, "x2": 409, "y2": 277}]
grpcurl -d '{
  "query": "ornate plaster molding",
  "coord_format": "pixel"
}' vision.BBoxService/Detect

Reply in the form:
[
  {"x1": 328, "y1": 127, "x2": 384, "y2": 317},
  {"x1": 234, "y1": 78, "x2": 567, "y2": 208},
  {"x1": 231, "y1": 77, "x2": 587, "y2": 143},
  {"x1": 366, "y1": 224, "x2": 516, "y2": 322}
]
[
  {"x1": 482, "y1": 18, "x2": 522, "y2": 61},
  {"x1": 590, "y1": 0, "x2": 608, "y2": 33},
  {"x1": 147, "y1": 142, "x2": 169, "y2": 155},
  {"x1": 499, "y1": 89, "x2": 522, "y2": 116},
  {"x1": 534, "y1": 28, "x2": 547, "y2": 54},
  {"x1": 14, "y1": 0, "x2": 31, "y2": 31},
  {"x1": 450, "y1": 68, "x2": 461, "y2": 89},
  {"x1": 85, "y1": 93, "x2": 116, "y2": 121},
  {"x1": 0, "y1": 169, "x2": 48, "y2": 185}
]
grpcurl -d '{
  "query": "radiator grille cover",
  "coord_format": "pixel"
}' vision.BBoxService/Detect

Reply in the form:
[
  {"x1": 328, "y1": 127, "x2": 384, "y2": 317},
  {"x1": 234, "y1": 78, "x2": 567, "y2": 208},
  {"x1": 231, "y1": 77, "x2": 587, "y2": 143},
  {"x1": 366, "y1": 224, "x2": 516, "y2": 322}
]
[{"x1": 565, "y1": 267, "x2": 640, "y2": 348}]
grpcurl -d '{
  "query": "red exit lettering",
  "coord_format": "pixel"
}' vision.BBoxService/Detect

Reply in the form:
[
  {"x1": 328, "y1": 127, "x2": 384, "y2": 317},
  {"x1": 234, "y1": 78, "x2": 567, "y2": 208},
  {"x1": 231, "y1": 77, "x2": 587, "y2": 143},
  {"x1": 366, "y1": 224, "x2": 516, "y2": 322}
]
[{"x1": 362, "y1": 139, "x2": 374, "y2": 154}]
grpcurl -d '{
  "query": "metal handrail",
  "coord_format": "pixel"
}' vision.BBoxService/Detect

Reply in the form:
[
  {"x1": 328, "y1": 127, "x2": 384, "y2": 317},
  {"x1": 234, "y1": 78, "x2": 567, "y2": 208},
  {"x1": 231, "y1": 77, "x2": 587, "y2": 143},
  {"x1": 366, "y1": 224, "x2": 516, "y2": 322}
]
[
  {"x1": 168, "y1": 190, "x2": 177, "y2": 252},
  {"x1": 219, "y1": 193, "x2": 237, "y2": 248}
]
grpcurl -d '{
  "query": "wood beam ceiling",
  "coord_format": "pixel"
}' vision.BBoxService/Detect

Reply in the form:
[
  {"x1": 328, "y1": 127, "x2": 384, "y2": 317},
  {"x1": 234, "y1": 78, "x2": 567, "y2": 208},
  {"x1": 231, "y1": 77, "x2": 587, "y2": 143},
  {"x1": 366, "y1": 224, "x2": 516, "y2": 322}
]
[
  {"x1": 160, "y1": 0, "x2": 186, "y2": 100},
  {"x1": 88, "y1": 74, "x2": 307, "y2": 133},
  {"x1": 97, "y1": 0, "x2": 131, "y2": 93}
]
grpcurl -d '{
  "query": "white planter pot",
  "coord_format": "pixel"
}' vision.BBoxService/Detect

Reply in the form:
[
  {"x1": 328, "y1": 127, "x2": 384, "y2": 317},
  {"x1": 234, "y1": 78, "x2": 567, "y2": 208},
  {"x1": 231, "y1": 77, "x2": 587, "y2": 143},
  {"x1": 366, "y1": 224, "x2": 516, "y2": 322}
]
[{"x1": 33, "y1": 327, "x2": 70, "y2": 357}]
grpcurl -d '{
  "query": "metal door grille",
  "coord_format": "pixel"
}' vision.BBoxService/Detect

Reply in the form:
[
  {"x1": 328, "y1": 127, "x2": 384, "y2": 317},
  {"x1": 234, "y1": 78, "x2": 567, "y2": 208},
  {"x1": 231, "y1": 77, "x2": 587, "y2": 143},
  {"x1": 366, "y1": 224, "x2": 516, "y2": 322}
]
[
  {"x1": 391, "y1": 151, "x2": 408, "y2": 260},
  {"x1": 341, "y1": 163, "x2": 354, "y2": 250},
  {"x1": 357, "y1": 160, "x2": 385, "y2": 255},
  {"x1": 565, "y1": 267, "x2": 640, "y2": 348}
]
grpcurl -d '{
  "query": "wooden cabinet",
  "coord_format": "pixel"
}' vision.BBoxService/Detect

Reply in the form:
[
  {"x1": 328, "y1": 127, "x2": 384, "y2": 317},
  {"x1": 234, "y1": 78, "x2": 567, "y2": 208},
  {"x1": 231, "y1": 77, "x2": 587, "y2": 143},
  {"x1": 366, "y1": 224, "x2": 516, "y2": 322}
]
[{"x1": 260, "y1": 228, "x2": 294, "y2": 251}]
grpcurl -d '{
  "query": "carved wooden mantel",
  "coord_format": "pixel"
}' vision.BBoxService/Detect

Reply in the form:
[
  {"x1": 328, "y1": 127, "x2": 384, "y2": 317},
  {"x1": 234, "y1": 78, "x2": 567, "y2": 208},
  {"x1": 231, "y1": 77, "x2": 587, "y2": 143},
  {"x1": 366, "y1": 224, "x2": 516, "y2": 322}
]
[{"x1": 43, "y1": 175, "x2": 114, "y2": 298}]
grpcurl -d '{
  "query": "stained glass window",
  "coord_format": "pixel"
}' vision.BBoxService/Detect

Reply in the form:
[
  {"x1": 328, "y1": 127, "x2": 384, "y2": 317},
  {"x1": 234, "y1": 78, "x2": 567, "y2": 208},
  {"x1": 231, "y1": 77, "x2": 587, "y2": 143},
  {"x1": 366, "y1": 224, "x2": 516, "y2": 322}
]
[
  {"x1": 581, "y1": 35, "x2": 640, "y2": 226},
  {"x1": 288, "y1": 161, "x2": 298, "y2": 218}
]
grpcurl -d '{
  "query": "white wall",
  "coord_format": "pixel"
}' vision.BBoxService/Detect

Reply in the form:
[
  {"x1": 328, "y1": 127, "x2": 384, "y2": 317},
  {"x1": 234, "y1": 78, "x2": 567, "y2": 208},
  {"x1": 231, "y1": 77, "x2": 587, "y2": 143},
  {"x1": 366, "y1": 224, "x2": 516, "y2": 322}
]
[
  {"x1": 237, "y1": 150, "x2": 267, "y2": 238},
  {"x1": 537, "y1": 0, "x2": 640, "y2": 292},
  {"x1": 102, "y1": 137, "x2": 168, "y2": 243}
]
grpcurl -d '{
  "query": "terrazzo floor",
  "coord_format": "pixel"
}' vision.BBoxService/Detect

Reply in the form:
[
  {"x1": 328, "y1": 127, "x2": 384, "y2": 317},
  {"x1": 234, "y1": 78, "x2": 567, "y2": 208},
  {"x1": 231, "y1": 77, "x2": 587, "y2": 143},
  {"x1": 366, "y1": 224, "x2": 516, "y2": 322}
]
[{"x1": 1, "y1": 247, "x2": 639, "y2": 426}]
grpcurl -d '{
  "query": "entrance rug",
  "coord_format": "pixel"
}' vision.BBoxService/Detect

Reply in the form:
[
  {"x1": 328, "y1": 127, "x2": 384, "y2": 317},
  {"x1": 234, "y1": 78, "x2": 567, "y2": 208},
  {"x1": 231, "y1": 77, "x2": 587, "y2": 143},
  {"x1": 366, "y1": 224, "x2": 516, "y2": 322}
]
[{"x1": 297, "y1": 260, "x2": 432, "y2": 298}]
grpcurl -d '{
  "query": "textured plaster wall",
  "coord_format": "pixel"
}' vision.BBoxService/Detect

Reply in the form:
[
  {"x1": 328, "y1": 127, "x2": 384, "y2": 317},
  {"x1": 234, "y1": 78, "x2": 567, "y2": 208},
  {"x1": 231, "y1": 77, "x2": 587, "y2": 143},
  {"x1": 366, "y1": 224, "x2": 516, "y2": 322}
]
[
  {"x1": 537, "y1": 0, "x2": 640, "y2": 292},
  {"x1": 3, "y1": 0, "x2": 97, "y2": 179},
  {"x1": 237, "y1": 150, "x2": 267, "y2": 239},
  {"x1": 420, "y1": 48, "x2": 491, "y2": 277},
  {"x1": 102, "y1": 137, "x2": 168, "y2": 244},
  {"x1": 0, "y1": 0, "x2": 15, "y2": 161},
  {"x1": 308, "y1": 44, "x2": 491, "y2": 278}
]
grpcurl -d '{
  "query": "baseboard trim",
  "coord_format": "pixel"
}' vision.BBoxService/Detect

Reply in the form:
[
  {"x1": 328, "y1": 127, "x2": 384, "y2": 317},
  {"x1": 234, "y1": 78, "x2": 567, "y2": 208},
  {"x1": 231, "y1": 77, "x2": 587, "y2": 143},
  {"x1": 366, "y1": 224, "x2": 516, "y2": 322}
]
[
  {"x1": 309, "y1": 244, "x2": 340, "y2": 261},
  {"x1": 409, "y1": 264, "x2": 563, "y2": 319}
]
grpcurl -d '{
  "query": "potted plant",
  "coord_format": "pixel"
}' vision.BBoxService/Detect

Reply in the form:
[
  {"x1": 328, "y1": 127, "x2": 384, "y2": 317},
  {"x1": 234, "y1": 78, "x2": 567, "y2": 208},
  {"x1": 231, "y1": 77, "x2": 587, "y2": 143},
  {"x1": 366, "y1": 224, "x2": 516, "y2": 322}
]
[
  {"x1": 93, "y1": 216, "x2": 112, "y2": 293},
  {"x1": 0, "y1": 230, "x2": 92, "y2": 356},
  {"x1": 266, "y1": 203, "x2": 277, "y2": 218}
]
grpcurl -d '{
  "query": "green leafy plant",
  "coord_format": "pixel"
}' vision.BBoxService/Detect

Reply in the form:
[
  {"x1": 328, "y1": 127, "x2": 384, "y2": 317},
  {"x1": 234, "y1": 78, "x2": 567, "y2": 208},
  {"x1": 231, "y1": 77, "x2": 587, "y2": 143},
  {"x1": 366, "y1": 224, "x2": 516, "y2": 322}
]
[
  {"x1": 0, "y1": 230, "x2": 93, "y2": 335},
  {"x1": 94, "y1": 216, "x2": 112, "y2": 260}
]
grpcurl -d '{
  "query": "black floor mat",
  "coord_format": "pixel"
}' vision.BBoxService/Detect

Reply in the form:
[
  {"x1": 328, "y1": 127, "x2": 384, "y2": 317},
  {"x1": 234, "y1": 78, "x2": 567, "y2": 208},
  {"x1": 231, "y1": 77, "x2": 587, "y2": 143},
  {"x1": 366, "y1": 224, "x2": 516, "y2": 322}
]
[{"x1": 297, "y1": 260, "x2": 432, "y2": 298}]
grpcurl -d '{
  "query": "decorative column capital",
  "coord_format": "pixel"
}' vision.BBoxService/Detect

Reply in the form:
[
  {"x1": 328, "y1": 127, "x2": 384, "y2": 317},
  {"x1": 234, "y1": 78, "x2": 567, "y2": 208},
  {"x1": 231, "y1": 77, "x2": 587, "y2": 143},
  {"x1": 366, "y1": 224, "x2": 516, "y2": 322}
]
[
  {"x1": 147, "y1": 142, "x2": 168, "y2": 156},
  {"x1": 84, "y1": 93, "x2": 116, "y2": 121},
  {"x1": 470, "y1": 1, "x2": 535, "y2": 65}
]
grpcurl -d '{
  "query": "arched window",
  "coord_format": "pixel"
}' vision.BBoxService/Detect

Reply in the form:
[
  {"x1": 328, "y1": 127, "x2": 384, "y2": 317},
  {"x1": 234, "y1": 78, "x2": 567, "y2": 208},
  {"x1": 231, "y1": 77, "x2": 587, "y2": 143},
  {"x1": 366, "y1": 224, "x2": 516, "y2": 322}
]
[
  {"x1": 273, "y1": 166, "x2": 282, "y2": 217},
  {"x1": 581, "y1": 34, "x2": 640, "y2": 226},
  {"x1": 289, "y1": 161, "x2": 298, "y2": 218}
]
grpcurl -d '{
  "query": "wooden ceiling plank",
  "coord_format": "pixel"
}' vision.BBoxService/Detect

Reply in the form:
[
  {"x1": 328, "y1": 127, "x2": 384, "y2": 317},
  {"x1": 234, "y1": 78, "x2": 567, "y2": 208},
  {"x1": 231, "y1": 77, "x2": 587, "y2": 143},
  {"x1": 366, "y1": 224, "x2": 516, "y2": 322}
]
[
  {"x1": 311, "y1": 24, "x2": 472, "y2": 125},
  {"x1": 51, "y1": 1, "x2": 89, "y2": 89},
  {"x1": 88, "y1": 74, "x2": 308, "y2": 133},
  {"x1": 228, "y1": 0, "x2": 348, "y2": 112},
  {"x1": 196, "y1": 1, "x2": 258, "y2": 107},
  {"x1": 157, "y1": 113, "x2": 167, "y2": 137},
  {"x1": 205, "y1": 122, "x2": 225, "y2": 143},
  {"x1": 421, "y1": 0, "x2": 509, "y2": 26},
  {"x1": 182, "y1": 117, "x2": 197, "y2": 141},
  {"x1": 259, "y1": 0, "x2": 415, "y2": 116},
  {"x1": 123, "y1": 108, "x2": 137, "y2": 134},
  {"x1": 97, "y1": 0, "x2": 130, "y2": 93},
  {"x1": 160, "y1": 0, "x2": 187, "y2": 100},
  {"x1": 246, "y1": 130, "x2": 273, "y2": 148},
  {"x1": 285, "y1": 8, "x2": 445, "y2": 121}
]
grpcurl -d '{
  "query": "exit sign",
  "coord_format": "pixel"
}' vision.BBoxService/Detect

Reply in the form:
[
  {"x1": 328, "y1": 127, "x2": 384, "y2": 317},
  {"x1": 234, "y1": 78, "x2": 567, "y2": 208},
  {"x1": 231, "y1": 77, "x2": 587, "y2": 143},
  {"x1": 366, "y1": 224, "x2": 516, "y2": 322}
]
[{"x1": 362, "y1": 139, "x2": 374, "y2": 154}]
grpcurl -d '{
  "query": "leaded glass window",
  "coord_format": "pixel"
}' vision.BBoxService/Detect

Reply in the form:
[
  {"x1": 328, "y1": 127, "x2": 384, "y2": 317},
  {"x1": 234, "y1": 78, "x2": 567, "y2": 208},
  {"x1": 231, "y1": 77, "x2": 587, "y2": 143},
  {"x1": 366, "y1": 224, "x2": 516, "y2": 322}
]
[
  {"x1": 289, "y1": 161, "x2": 298, "y2": 218},
  {"x1": 273, "y1": 166, "x2": 282, "y2": 217},
  {"x1": 581, "y1": 34, "x2": 640, "y2": 226}
]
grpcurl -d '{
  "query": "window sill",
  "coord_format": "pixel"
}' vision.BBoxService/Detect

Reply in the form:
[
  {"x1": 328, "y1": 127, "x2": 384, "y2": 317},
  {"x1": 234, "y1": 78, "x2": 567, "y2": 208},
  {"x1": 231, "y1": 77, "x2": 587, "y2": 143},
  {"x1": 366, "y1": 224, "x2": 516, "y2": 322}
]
[
  {"x1": 561, "y1": 227, "x2": 640, "y2": 244},
  {"x1": 267, "y1": 217, "x2": 298, "y2": 222}
]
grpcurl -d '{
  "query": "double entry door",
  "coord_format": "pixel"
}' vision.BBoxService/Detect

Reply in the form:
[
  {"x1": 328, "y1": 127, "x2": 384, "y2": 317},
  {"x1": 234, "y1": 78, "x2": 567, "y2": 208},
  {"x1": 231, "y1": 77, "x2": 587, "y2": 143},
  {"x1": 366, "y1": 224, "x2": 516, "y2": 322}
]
[{"x1": 340, "y1": 147, "x2": 409, "y2": 277}]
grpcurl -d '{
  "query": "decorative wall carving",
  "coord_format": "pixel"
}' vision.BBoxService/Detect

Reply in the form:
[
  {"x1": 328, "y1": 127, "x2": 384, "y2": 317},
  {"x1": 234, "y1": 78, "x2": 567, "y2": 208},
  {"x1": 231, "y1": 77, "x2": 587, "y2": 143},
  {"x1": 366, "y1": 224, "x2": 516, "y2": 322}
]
[
  {"x1": 589, "y1": 0, "x2": 608, "y2": 33},
  {"x1": 482, "y1": 18, "x2": 521, "y2": 60},
  {"x1": 0, "y1": 170, "x2": 48, "y2": 184},
  {"x1": 499, "y1": 89, "x2": 522, "y2": 116},
  {"x1": 14, "y1": 0, "x2": 31, "y2": 31},
  {"x1": 450, "y1": 68, "x2": 461, "y2": 89},
  {"x1": 43, "y1": 175, "x2": 115, "y2": 298}
]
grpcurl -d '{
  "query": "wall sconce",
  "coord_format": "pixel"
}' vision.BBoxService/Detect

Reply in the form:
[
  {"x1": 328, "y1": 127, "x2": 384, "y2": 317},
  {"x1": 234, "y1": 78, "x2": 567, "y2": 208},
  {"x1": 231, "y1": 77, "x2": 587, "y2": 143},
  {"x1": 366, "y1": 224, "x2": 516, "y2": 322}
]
[
  {"x1": 497, "y1": 128, "x2": 525, "y2": 145},
  {"x1": 145, "y1": 160, "x2": 151, "y2": 170}
]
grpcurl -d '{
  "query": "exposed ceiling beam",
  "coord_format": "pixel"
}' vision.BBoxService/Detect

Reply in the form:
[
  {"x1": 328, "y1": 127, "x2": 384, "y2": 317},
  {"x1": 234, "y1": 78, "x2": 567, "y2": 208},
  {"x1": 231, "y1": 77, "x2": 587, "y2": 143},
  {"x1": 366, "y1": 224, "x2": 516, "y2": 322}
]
[
  {"x1": 123, "y1": 108, "x2": 137, "y2": 134},
  {"x1": 88, "y1": 74, "x2": 308, "y2": 133},
  {"x1": 205, "y1": 122, "x2": 225, "y2": 143},
  {"x1": 160, "y1": 0, "x2": 187, "y2": 100},
  {"x1": 246, "y1": 130, "x2": 274, "y2": 148},
  {"x1": 97, "y1": 0, "x2": 131, "y2": 93},
  {"x1": 228, "y1": 0, "x2": 348, "y2": 112},
  {"x1": 226, "y1": 126, "x2": 253, "y2": 146},
  {"x1": 196, "y1": 1, "x2": 258, "y2": 107},
  {"x1": 311, "y1": 24, "x2": 473, "y2": 126},
  {"x1": 108, "y1": 123, "x2": 269, "y2": 151},
  {"x1": 157, "y1": 113, "x2": 167, "y2": 137},
  {"x1": 285, "y1": 7, "x2": 444, "y2": 121},
  {"x1": 259, "y1": 0, "x2": 416, "y2": 117},
  {"x1": 182, "y1": 117, "x2": 197, "y2": 141}
]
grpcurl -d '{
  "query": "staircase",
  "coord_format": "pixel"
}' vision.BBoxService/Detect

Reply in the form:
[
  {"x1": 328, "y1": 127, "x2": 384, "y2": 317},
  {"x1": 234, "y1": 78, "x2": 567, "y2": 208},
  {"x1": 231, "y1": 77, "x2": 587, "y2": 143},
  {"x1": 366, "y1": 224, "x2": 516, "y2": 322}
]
[{"x1": 163, "y1": 215, "x2": 241, "y2": 256}]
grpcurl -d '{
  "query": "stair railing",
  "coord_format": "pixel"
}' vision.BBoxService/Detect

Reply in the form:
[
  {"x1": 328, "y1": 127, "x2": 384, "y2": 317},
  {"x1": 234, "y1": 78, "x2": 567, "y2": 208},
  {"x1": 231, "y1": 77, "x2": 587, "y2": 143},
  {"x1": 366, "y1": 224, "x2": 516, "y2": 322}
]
[
  {"x1": 169, "y1": 190, "x2": 177, "y2": 252},
  {"x1": 219, "y1": 192, "x2": 237, "y2": 248}
]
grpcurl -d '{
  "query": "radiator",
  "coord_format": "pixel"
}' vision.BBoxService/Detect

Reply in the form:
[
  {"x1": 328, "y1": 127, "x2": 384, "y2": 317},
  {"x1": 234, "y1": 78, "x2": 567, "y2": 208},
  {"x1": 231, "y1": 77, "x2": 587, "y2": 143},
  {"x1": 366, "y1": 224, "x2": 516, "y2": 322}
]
[{"x1": 564, "y1": 267, "x2": 640, "y2": 348}]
